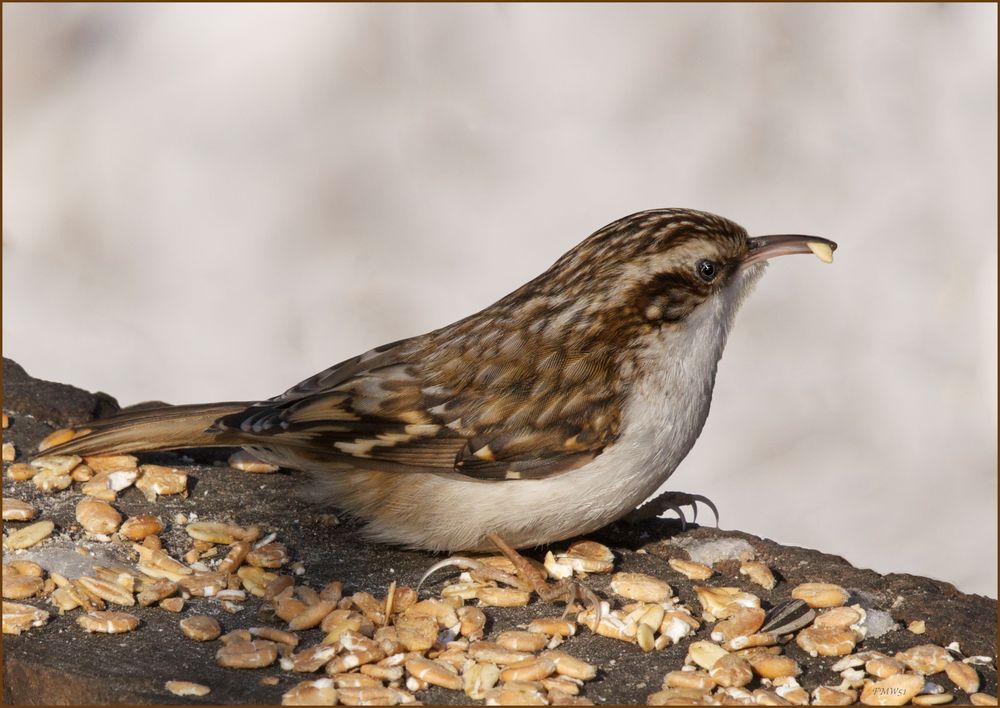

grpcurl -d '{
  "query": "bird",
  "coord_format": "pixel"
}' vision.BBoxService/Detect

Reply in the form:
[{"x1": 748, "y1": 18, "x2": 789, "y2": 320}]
[{"x1": 38, "y1": 208, "x2": 836, "y2": 600}]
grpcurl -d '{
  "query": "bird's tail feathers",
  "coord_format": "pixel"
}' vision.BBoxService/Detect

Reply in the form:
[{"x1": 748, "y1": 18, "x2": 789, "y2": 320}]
[{"x1": 33, "y1": 402, "x2": 253, "y2": 458}]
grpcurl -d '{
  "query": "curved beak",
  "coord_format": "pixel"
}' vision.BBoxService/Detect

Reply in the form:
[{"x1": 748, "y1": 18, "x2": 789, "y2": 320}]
[{"x1": 744, "y1": 234, "x2": 838, "y2": 266}]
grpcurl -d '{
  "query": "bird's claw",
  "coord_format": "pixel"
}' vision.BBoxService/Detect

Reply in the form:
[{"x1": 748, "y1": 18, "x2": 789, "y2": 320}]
[
  {"x1": 626, "y1": 490, "x2": 720, "y2": 528},
  {"x1": 679, "y1": 493, "x2": 719, "y2": 527},
  {"x1": 416, "y1": 555, "x2": 524, "y2": 595},
  {"x1": 416, "y1": 556, "x2": 482, "y2": 594}
]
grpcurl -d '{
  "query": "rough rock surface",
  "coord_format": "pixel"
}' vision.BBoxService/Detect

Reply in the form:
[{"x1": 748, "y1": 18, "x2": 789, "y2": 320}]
[
  {"x1": 2, "y1": 358, "x2": 119, "y2": 428},
  {"x1": 2, "y1": 360, "x2": 996, "y2": 705}
]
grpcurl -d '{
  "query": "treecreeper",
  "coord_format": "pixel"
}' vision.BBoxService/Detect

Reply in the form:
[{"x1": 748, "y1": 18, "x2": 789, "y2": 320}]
[{"x1": 37, "y1": 208, "x2": 837, "y2": 604}]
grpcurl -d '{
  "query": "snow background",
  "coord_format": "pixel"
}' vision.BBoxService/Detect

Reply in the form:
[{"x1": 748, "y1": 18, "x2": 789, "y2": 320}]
[{"x1": 3, "y1": 4, "x2": 996, "y2": 596}]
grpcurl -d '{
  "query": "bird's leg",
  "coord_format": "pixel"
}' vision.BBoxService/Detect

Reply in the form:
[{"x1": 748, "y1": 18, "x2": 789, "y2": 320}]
[
  {"x1": 416, "y1": 534, "x2": 602, "y2": 624},
  {"x1": 486, "y1": 533, "x2": 554, "y2": 599},
  {"x1": 486, "y1": 532, "x2": 602, "y2": 622},
  {"x1": 624, "y1": 490, "x2": 720, "y2": 530}
]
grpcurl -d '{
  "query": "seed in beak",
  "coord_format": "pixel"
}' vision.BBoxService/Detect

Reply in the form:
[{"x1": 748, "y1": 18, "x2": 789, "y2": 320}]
[{"x1": 807, "y1": 241, "x2": 835, "y2": 264}]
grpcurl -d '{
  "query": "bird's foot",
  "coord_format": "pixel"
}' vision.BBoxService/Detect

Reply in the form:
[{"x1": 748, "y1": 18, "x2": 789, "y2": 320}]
[
  {"x1": 486, "y1": 533, "x2": 602, "y2": 623},
  {"x1": 416, "y1": 555, "x2": 524, "y2": 594},
  {"x1": 625, "y1": 490, "x2": 720, "y2": 530},
  {"x1": 415, "y1": 534, "x2": 603, "y2": 625}
]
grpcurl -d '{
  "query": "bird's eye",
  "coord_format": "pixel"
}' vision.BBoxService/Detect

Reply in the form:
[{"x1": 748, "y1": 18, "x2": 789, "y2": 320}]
[{"x1": 697, "y1": 260, "x2": 718, "y2": 282}]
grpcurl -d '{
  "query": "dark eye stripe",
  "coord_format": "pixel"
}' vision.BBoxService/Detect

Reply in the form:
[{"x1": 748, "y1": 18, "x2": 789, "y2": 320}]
[
  {"x1": 628, "y1": 271, "x2": 711, "y2": 325},
  {"x1": 648, "y1": 271, "x2": 712, "y2": 296}
]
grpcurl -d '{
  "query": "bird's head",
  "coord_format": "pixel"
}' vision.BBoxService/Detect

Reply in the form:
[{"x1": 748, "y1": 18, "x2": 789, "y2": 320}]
[{"x1": 528, "y1": 208, "x2": 837, "y2": 339}]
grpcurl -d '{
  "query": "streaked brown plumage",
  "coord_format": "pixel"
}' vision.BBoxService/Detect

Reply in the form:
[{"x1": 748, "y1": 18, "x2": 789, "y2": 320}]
[{"x1": 39, "y1": 208, "x2": 836, "y2": 551}]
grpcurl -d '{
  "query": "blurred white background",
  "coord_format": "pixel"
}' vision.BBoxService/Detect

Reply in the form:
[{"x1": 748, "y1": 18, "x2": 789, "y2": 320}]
[{"x1": 3, "y1": 4, "x2": 996, "y2": 596}]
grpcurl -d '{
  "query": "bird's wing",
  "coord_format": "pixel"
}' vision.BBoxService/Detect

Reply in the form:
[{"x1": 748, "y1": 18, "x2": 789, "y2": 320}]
[{"x1": 214, "y1": 340, "x2": 615, "y2": 480}]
